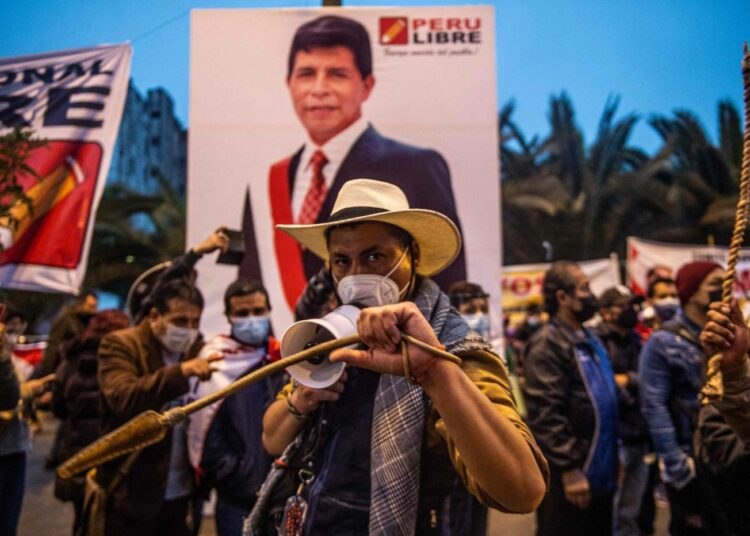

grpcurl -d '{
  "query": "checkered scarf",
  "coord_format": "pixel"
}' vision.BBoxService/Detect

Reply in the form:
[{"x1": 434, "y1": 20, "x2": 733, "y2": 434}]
[{"x1": 368, "y1": 278, "x2": 492, "y2": 535}]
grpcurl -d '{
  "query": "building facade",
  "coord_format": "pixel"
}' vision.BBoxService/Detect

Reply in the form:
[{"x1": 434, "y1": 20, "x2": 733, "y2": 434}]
[{"x1": 107, "y1": 80, "x2": 187, "y2": 196}]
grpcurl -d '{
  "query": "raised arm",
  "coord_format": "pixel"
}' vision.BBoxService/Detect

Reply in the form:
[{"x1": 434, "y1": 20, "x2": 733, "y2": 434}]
[{"x1": 329, "y1": 302, "x2": 547, "y2": 512}]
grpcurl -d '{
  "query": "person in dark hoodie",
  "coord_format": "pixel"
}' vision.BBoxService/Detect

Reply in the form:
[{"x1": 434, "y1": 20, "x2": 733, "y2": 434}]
[
  {"x1": 596, "y1": 286, "x2": 653, "y2": 536},
  {"x1": 51, "y1": 309, "x2": 130, "y2": 535}
]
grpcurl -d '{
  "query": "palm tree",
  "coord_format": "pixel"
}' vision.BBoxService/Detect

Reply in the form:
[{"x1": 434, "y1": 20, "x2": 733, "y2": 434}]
[
  {"x1": 501, "y1": 94, "x2": 645, "y2": 263},
  {"x1": 84, "y1": 173, "x2": 186, "y2": 300},
  {"x1": 606, "y1": 101, "x2": 743, "y2": 246}
]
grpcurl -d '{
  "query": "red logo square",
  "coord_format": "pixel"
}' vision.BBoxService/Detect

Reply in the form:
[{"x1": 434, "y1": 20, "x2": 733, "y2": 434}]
[{"x1": 379, "y1": 17, "x2": 408, "y2": 45}]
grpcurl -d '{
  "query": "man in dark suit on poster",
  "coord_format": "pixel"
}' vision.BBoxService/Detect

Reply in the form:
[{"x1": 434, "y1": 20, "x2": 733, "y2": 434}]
[{"x1": 242, "y1": 14, "x2": 466, "y2": 311}]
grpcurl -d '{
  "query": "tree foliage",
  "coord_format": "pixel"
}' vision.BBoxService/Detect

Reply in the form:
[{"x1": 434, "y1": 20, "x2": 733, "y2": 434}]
[
  {"x1": 501, "y1": 96, "x2": 744, "y2": 265},
  {"x1": 83, "y1": 173, "x2": 186, "y2": 302},
  {"x1": 0, "y1": 127, "x2": 46, "y2": 241}
]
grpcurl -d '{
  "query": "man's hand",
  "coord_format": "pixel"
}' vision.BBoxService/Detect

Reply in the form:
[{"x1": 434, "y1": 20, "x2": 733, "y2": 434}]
[
  {"x1": 614, "y1": 373, "x2": 629, "y2": 390},
  {"x1": 700, "y1": 299, "x2": 749, "y2": 372},
  {"x1": 192, "y1": 228, "x2": 230, "y2": 256},
  {"x1": 289, "y1": 371, "x2": 348, "y2": 416},
  {"x1": 329, "y1": 302, "x2": 443, "y2": 382},
  {"x1": 181, "y1": 353, "x2": 224, "y2": 381},
  {"x1": 561, "y1": 468, "x2": 591, "y2": 509},
  {"x1": 24, "y1": 374, "x2": 55, "y2": 397}
]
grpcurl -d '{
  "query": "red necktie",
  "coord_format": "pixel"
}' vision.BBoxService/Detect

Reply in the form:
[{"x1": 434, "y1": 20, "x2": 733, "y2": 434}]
[{"x1": 297, "y1": 150, "x2": 329, "y2": 225}]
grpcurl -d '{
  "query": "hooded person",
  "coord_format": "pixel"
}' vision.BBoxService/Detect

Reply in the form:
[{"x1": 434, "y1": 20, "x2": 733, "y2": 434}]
[
  {"x1": 257, "y1": 179, "x2": 548, "y2": 535},
  {"x1": 639, "y1": 260, "x2": 724, "y2": 536}
]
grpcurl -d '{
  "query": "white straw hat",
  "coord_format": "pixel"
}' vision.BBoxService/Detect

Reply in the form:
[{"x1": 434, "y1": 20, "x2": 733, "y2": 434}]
[{"x1": 277, "y1": 179, "x2": 461, "y2": 276}]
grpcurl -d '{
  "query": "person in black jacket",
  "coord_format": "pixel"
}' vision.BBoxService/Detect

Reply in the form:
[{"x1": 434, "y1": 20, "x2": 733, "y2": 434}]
[
  {"x1": 51, "y1": 309, "x2": 130, "y2": 535},
  {"x1": 523, "y1": 261, "x2": 619, "y2": 536},
  {"x1": 596, "y1": 286, "x2": 654, "y2": 536}
]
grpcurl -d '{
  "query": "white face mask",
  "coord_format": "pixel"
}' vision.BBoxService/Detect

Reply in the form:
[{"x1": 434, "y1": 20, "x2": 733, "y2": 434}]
[
  {"x1": 157, "y1": 322, "x2": 198, "y2": 354},
  {"x1": 463, "y1": 312, "x2": 490, "y2": 337},
  {"x1": 335, "y1": 249, "x2": 410, "y2": 308}
]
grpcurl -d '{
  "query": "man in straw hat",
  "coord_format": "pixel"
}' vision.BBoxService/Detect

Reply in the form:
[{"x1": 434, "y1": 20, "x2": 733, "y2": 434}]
[{"x1": 261, "y1": 179, "x2": 548, "y2": 535}]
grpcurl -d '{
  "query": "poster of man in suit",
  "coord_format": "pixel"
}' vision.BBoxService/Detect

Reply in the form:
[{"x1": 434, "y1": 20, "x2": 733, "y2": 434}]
[{"x1": 189, "y1": 7, "x2": 500, "y2": 335}]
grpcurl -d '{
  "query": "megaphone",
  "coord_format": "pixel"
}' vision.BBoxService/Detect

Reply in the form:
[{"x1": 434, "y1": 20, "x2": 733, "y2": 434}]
[{"x1": 282, "y1": 305, "x2": 360, "y2": 389}]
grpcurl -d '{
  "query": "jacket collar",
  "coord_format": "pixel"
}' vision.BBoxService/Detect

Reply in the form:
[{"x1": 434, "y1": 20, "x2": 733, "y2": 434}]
[
  {"x1": 136, "y1": 319, "x2": 166, "y2": 374},
  {"x1": 550, "y1": 318, "x2": 590, "y2": 346}
]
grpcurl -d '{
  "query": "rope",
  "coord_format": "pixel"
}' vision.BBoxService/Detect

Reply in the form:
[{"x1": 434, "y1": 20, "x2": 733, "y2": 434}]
[
  {"x1": 57, "y1": 331, "x2": 462, "y2": 478},
  {"x1": 701, "y1": 43, "x2": 750, "y2": 404}
]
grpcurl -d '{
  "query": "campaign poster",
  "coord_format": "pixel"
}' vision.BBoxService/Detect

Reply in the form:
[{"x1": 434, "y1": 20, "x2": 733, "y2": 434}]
[
  {"x1": 189, "y1": 7, "x2": 500, "y2": 337},
  {"x1": 0, "y1": 44, "x2": 131, "y2": 294}
]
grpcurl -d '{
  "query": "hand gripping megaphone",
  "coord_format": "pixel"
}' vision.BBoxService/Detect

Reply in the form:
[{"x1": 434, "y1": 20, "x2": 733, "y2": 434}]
[{"x1": 282, "y1": 305, "x2": 361, "y2": 389}]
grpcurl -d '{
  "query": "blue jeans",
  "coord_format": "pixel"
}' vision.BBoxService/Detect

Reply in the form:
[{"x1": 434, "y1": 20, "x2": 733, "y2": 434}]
[
  {"x1": 0, "y1": 452, "x2": 26, "y2": 536},
  {"x1": 215, "y1": 496, "x2": 252, "y2": 536},
  {"x1": 614, "y1": 443, "x2": 650, "y2": 536}
]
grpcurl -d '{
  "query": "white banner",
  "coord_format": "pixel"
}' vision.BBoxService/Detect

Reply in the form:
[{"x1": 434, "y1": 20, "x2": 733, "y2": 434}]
[
  {"x1": 627, "y1": 236, "x2": 750, "y2": 296},
  {"x1": 501, "y1": 257, "x2": 621, "y2": 312},
  {"x1": 189, "y1": 7, "x2": 500, "y2": 337},
  {"x1": 0, "y1": 44, "x2": 131, "y2": 294}
]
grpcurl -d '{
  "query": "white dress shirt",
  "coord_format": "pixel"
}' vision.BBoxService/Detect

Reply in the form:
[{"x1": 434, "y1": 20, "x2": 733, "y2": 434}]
[{"x1": 291, "y1": 116, "x2": 369, "y2": 222}]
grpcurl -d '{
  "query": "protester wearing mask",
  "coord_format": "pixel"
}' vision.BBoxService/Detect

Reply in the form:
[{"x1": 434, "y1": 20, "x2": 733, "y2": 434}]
[
  {"x1": 447, "y1": 281, "x2": 491, "y2": 338},
  {"x1": 648, "y1": 277, "x2": 680, "y2": 325},
  {"x1": 96, "y1": 280, "x2": 218, "y2": 536},
  {"x1": 261, "y1": 180, "x2": 547, "y2": 535},
  {"x1": 522, "y1": 261, "x2": 619, "y2": 536},
  {"x1": 639, "y1": 261, "x2": 724, "y2": 536},
  {"x1": 596, "y1": 286, "x2": 653, "y2": 536},
  {"x1": 187, "y1": 279, "x2": 283, "y2": 536}
]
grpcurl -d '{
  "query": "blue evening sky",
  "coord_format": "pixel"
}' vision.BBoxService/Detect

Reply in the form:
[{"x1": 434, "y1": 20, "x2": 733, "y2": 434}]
[{"x1": 1, "y1": 0, "x2": 747, "y2": 152}]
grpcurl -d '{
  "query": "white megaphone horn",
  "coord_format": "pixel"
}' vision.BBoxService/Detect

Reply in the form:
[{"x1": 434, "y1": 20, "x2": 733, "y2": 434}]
[{"x1": 281, "y1": 305, "x2": 361, "y2": 389}]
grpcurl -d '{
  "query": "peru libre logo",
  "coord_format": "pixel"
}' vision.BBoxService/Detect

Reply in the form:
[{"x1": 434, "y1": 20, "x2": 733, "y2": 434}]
[
  {"x1": 379, "y1": 17, "x2": 409, "y2": 45},
  {"x1": 379, "y1": 16, "x2": 482, "y2": 46}
]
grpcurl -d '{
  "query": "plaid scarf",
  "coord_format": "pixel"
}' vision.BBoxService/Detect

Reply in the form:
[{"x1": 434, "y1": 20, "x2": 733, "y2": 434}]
[{"x1": 368, "y1": 278, "x2": 492, "y2": 535}]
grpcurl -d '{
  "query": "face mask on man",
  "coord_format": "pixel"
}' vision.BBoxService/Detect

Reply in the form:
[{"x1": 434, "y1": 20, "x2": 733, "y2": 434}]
[
  {"x1": 335, "y1": 249, "x2": 410, "y2": 308},
  {"x1": 573, "y1": 294, "x2": 599, "y2": 323},
  {"x1": 653, "y1": 297, "x2": 679, "y2": 321},
  {"x1": 707, "y1": 288, "x2": 724, "y2": 306},
  {"x1": 463, "y1": 312, "x2": 490, "y2": 338},
  {"x1": 232, "y1": 316, "x2": 270, "y2": 347},
  {"x1": 157, "y1": 322, "x2": 198, "y2": 354},
  {"x1": 617, "y1": 306, "x2": 639, "y2": 330}
]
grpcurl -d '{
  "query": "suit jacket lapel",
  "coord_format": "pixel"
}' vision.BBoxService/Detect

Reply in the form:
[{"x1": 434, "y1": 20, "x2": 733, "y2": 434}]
[
  {"x1": 316, "y1": 125, "x2": 379, "y2": 223},
  {"x1": 287, "y1": 146, "x2": 303, "y2": 200}
]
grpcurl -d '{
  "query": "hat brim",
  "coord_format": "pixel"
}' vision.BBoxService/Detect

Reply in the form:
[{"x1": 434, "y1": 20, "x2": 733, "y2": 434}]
[{"x1": 277, "y1": 209, "x2": 461, "y2": 277}]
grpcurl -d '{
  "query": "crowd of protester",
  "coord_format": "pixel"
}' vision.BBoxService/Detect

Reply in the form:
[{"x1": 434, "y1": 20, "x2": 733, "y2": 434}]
[
  {"x1": 2, "y1": 221, "x2": 750, "y2": 536},
  {"x1": 501, "y1": 260, "x2": 750, "y2": 536}
]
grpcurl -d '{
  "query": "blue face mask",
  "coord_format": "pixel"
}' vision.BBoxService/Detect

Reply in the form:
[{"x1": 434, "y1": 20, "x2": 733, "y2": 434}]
[
  {"x1": 462, "y1": 312, "x2": 490, "y2": 338},
  {"x1": 653, "y1": 298, "x2": 679, "y2": 322},
  {"x1": 231, "y1": 316, "x2": 270, "y2": 347}
]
